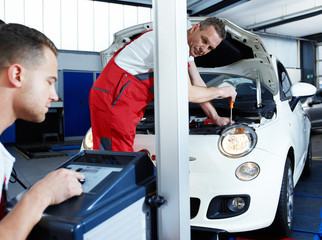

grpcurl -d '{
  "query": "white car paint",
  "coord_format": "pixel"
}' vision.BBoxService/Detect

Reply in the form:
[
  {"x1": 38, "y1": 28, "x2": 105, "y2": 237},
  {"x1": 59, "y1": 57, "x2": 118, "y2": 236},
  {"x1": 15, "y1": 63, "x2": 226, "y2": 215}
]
[{"x1": 133, "y1": 90, "x2": 311, "y2": 232}]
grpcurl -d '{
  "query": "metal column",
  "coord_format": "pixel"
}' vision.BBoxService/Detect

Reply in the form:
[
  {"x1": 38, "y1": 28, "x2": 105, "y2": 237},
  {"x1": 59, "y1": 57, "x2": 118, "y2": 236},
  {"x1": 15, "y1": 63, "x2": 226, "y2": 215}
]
[
  {"x1": 153, "y1": 0, "x2": 190, "y2": 239},
  {"x1": 316, "y1": 43, "x2": 321, "y2": 88}
]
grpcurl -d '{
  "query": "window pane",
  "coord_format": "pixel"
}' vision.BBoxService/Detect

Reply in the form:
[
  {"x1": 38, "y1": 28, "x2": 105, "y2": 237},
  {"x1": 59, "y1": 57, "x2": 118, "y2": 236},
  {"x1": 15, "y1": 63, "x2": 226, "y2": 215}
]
[
  {"x1": 109, "y1": 3, "x2": 124, "y2": 45},
  {"x1": 1, "y1": 0, "x2": 153, "y2": 53},
  {"x1": 78, "y1": 0, "x2": 94, "y2": 51},
  {"x1": 94, "y1": 1, "x2": 109, "y2": 52},
  {"x1": 25, "y1": 0, "x2": 42, "y2": 31},
  {"x1": 5, "y1": 0, "x2": 24, "y2": 24},
  {"x1": 61, "y1": 0, "x2": 78, "y2": 50},
  {"x1": 124, "y1": 5, "x2": 138, "y2": 28},
  {"x1": 319, "y1": 46, "x2": 322, "y2": 60},
  {"x1": 137, "y1": 7, "x2": 151, "y2": 24},
  {"x1": 0, "y1": 0, "x2": 5, "y2": 21},
  {"x1": 319, "y1": 76, "x2": 322, "y2": 89},
  {"x1": 43, "y1": 0, "x2": 61, "y2": 49}
]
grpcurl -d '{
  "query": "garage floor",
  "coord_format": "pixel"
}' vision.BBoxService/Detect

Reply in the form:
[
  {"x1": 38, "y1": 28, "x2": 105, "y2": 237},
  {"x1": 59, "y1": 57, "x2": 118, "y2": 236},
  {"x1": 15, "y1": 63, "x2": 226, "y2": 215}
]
[{"x1": 5, "y1": 131, "x2": 322, "y2": 240}]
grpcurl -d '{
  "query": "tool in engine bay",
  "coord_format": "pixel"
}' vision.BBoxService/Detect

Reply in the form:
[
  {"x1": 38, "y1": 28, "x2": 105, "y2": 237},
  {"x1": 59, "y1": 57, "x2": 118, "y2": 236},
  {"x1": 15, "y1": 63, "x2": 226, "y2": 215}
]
[{"x1": 230, "y1": 98, "x2": 234, "y2": 125}]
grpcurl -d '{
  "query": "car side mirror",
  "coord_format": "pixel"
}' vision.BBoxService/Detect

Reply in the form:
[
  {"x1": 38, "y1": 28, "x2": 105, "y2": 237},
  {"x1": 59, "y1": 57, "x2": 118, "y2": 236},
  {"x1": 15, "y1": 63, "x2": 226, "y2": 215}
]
[
  {"x1": 289, "y1": 83, "x2": 317, "y2": 111},
  {"x1": 290, "y1": 82, "x2": 316, "y2": 97}
]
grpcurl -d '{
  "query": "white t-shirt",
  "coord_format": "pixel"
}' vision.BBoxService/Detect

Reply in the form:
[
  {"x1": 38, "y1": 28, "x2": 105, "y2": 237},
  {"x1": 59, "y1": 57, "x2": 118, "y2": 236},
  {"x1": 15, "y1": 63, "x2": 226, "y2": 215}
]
[
  {"x1": 0, "y1": 142, "x2": 15, "y2": 196},
  {"x1": 115, "y1": 21, "x2": 194, "y2": 76}
]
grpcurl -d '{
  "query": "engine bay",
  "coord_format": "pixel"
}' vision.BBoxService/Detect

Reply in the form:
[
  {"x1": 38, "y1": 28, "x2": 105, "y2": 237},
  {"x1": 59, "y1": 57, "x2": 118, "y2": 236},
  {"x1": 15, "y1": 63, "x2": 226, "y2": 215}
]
[{"x1": 136, "y1": 95, "x2": 276, "y2": 135}]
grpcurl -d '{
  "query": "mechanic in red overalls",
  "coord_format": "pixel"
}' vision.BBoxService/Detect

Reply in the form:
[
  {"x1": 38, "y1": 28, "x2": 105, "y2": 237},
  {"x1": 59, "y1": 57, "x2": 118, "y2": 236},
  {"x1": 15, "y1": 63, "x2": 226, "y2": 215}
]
[{"x1": 89, "y1": 17, "x2": 237, "y2": 152}]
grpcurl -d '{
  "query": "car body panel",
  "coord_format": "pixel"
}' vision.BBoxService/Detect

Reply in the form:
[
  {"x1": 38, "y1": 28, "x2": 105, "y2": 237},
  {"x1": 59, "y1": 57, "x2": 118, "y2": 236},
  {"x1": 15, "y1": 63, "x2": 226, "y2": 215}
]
[{"x1": 133, "y1": 96, "x2": 311, "y2": 232}]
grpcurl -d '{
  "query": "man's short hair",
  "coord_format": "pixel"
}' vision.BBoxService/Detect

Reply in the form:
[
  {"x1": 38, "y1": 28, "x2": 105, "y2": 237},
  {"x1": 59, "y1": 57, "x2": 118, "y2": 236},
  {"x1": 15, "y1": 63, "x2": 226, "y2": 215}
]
[
  {"x1": 199, "y1": 17, "x2": 226, "y2": 39},
  {"x1": 0, "y1": 23, "x2": 58, "y2": 69}
]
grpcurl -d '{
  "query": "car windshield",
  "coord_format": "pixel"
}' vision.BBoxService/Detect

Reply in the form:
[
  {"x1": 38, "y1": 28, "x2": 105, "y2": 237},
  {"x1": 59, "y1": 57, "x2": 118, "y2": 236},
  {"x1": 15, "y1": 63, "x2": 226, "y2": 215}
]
[{"x1": 200, "y1": 73, "x2": 273, "y2": 101}]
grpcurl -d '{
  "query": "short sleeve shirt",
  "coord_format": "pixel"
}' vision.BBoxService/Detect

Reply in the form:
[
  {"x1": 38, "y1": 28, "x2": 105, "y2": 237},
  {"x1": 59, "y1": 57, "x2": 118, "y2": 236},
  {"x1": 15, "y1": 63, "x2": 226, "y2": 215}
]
[
  {"x1": 115, "y1": 21, "x2": 194, "y2": 76},
  {"x1": 0, "y1": 142, "x2": 15, "y2": 199}
]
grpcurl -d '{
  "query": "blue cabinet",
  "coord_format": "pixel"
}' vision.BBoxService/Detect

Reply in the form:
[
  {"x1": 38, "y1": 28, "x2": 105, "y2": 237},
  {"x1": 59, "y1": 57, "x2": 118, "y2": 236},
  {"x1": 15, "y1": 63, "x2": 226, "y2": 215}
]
[
  {"x1": 63, "y1": 71, "x2": 95, "y2": 137},
  {"x1": 2, "y1": 71, "x2": 99, "y2": 142},
  {"x1": 1, "y1": 71, "x2": 100, "y2": 143}
]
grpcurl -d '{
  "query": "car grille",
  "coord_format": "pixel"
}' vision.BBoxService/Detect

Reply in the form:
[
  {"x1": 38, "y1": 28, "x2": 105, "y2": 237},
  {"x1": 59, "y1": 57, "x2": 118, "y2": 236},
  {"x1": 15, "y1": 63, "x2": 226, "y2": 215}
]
[{"x1": 206, "y1": 195, "x2": 250, "y2": 219}]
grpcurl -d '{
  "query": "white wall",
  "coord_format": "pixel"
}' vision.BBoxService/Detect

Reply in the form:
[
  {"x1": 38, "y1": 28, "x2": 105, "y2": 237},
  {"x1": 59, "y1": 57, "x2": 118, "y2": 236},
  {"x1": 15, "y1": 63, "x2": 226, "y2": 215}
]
[
  {"x1": 260, "y1": 34, "x2": 299, "y2": 68},
  {"x1": 286, "y1": 68, "x2": 301, "y2": 83},
  {"x1": 0, "y1": 0, "x2": 152, "y2": 52}
]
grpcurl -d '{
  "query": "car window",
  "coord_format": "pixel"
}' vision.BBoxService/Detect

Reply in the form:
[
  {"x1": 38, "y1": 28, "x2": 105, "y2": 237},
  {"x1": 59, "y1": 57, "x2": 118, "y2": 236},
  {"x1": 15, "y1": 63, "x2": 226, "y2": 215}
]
[
  {"x1": 277, "y1": 62, "x2": 292, "y2": 100},
  {"x1": 281, "y1": 72, "x2": 292, "y2": 98},
  {"x1": 318, "y1": 91, "x2": 322, "y2": 100},
  {"x1": 200, "y1": 73, "x2": 273, "y2": 101},
  {"x1": 312, "y1": 90, "x2": 322, "y2": 102}
]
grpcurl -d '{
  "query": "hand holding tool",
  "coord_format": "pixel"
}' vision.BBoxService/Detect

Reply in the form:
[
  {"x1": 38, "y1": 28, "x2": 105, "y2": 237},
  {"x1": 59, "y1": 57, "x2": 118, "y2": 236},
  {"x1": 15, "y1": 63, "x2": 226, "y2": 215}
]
[{"x1": 230, "y1": 99, "x2": 234, "y2": 125}]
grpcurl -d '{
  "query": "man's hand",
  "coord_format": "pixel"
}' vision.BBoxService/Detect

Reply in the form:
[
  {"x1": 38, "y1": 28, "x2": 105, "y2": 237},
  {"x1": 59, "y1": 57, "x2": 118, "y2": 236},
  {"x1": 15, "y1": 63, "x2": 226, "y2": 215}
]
[
  {"x1": 218, "y1": 86, "x2": 237, "y2": 102},
  {"x1": 0, "y1": 169, "x2": 84, "y2": 240},
  {"x1": 29, "y1": 168, "x2": 84, "y2": 207},
  {"x1": 212, "y1": 116, "x2": 233, "y2": 126}
]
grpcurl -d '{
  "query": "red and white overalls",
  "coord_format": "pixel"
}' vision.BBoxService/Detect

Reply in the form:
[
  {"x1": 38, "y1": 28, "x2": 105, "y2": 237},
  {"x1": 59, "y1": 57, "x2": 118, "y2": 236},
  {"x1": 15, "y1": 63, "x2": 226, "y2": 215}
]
[
  {"x1": 89, "y1": 31, "x2": 154, "y2": 152},
  {"x1": 0, "y1": 143, "x2": 15, "y2": 220}
]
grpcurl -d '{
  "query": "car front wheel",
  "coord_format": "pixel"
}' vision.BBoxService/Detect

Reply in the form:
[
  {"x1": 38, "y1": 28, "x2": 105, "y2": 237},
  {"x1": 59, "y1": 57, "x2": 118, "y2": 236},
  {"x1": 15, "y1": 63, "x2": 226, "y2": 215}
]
[{"x1": 271, "y1": 157, "x2": 294, "y2": 238}]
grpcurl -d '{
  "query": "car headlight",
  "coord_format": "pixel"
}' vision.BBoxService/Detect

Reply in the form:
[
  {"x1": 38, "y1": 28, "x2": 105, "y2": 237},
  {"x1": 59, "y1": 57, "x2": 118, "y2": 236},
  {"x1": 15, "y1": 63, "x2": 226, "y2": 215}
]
[
  {"x1": 236, "y1": 162, "x2": 260, "y2": 181},
  {"x1": 218, "y1": 124, "x2": 257, "y2": 158},
  {"x1": 83, "y1": 128, "x2": 93, "y2": 150}
]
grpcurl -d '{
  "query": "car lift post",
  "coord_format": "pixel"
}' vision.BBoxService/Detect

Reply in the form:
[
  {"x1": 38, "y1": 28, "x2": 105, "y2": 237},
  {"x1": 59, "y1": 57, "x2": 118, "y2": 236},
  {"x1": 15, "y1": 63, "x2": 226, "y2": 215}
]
[{"x1": 153, "y1": 0, "x2": 191, "y2": 239}]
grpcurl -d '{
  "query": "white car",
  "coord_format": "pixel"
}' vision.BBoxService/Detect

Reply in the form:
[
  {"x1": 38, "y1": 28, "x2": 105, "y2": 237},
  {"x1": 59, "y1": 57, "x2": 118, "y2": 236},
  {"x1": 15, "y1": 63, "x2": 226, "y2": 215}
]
[
  {"x1": 301, "y1": 88, "x2": 322, "y2": 130},
  {"x1": 82, "y1": 18, "x2": 316, "y2": 238}
]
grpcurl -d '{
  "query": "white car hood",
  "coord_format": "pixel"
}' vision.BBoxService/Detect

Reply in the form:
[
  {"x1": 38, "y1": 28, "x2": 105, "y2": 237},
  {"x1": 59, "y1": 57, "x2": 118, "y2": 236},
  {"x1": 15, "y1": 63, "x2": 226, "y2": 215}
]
[{"x1": 100, "y1": 17, "x2": 278, "y2": 96}]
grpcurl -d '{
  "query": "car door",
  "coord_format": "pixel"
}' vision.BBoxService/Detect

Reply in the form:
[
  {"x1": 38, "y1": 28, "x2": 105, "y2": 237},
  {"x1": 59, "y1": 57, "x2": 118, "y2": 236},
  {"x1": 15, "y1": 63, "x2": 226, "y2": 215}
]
[
  {"x1": 278, "y1": 62, "x2": 306, "y2": 167},
  {"x1": 306, "y1": 89, "x2": 322, "y2": 129}
]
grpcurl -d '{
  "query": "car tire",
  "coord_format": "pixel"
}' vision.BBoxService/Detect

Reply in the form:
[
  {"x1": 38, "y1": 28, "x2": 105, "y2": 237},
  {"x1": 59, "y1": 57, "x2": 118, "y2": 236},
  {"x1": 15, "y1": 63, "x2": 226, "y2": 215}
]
[
  {"x1": 302, "y1": 139, "x2": 312, "y2": 176},
  {"x1": 270, "y1": 157, "x2": 294, "y2": 238}
]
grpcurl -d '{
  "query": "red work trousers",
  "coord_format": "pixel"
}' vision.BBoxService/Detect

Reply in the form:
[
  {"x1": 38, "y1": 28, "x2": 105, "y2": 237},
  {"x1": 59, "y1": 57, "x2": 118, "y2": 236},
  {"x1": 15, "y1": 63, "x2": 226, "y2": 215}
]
[{"x1": 89, "y1": 49, "x2": 154, "y2": 152}]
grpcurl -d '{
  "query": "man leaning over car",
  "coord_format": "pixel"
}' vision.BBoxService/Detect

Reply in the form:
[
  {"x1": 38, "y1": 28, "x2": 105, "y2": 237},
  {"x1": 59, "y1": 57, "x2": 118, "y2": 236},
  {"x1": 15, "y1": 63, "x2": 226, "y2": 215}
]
[{"x1": 89, "y1": 17, "x2": 237, "y2": 152}]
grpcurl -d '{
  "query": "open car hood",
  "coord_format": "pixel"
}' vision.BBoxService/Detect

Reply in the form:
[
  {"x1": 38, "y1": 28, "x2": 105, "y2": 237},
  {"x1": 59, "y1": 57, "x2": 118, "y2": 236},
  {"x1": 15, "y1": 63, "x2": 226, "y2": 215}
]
[
  {"x1": 191, "y1": 17, "x2": 278, "y2": 96},
  {"x1": 100, "y1": 17, "x2": 278, "y2": 96}
]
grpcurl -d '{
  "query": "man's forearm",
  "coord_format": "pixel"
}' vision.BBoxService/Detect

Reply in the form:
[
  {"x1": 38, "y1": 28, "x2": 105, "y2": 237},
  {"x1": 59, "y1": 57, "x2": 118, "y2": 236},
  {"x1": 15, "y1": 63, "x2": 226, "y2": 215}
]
[
  {"x1": 188, "y1": 84, "x2": 223, "y2": 103},
  {"x1": 199, "y1": 101, "x2": 218, "y2": 121},
  {"x1": 0, "y1": 189, "x2": 49, "y2": 240}
]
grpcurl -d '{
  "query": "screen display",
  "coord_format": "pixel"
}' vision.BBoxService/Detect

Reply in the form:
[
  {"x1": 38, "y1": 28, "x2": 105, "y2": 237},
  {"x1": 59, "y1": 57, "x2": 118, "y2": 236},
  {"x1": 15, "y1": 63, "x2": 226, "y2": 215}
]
[{"x1": 66, "y1": 164, "x2": 122, "y2": 193}]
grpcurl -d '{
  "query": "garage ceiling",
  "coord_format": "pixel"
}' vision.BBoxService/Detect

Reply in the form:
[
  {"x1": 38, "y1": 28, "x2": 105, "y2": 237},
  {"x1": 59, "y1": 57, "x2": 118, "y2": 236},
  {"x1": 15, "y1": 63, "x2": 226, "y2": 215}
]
[{"x1": 93, "y1": 0, "x2": 322, "y2": 39}]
